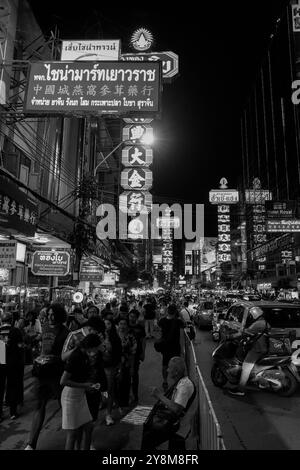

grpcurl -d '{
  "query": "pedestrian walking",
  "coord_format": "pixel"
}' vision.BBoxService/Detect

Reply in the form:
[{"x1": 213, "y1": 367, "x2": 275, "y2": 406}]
[
  {"x1": 24, "y1": 303, "x2": 69, "y2": 450},
  {"x1": 102, "y1": 317, "x2": 122, "y2": 425},
  {"x1": 156, "y1": 304, "x2": 185, "y2": 391},
  {"x1": 116, "y1": 317, "x2": 137, "y2": 412}
]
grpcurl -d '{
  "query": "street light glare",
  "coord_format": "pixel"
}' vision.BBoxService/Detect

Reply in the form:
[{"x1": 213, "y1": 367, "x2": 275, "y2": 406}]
[{"x1": 140, "y1": 134, "x2": 154, "y2": 145}]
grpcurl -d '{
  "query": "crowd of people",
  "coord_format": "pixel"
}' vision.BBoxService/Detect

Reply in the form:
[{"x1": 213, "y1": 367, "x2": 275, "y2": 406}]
[{"x1": 0, "y1": 292, "x2": 196, "y2": 450}]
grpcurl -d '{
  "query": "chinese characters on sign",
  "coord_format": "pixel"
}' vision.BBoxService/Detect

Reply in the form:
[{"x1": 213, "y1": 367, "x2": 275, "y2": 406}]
[
  {"x1": 0, "y1": 241, "x2": 16, "y2": 269},
  {"x1": 119, "y1": 191, "x2": 152, "y2": 215},
  {"x1": 0, "y1": 175, "x2": 37, "y2": 237},
  {"x1": 24, "y1": 62, "x2": 162, "y2": 114},
  {"x1": 119, "y1": 118, "x2": 154, "y2": 238},
  {"x1": 292, "y1": 4, "x2": 300, "y2": 32},
  {"x1": 217, "y1": 205, "x2": 231, "y2": 263}
]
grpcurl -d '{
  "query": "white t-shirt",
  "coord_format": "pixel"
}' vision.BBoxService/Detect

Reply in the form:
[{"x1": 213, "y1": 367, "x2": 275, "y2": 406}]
[
  {"x1": 171, "y1": 376, "x2": 195, "y2": 438},
  {"x1": 180, "y1": 307, "x2": 193, "y2": 323}
]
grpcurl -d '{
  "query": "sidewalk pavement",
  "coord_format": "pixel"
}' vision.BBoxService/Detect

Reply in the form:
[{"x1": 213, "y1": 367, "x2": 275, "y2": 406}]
[
  {"x1": 92, "y1": 337, "x2": 163, "y2": 450},
  {"x1": 0, "y1": 337, "x2": 164, "y2": 450}
]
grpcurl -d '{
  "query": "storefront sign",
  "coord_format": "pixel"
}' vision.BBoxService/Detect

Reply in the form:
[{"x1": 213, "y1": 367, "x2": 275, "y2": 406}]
[
  {"x1": 121, "y1": 168, "x2": 152, "y2": 190},
  {"x1": 250, "y1": 234, "x2": 294, "y2": 261},
  {"x1": 122, "y1": 123, "x2": 154, "y2": 142},
  {"x1": 100, "y1": 272, "x2": 117, "y2": 286},
  {"x1": 121, "y1": 146, "x2": 153, "y2": 167},
  {"x1": 266, "y1": 219, "x2": 300, "y2": 232},
  {"x1": 209, "y1": 190, "x2": 239, "y2": 204},
  {"x1": 121, "y1": 51, "x2": 179, "y2": 80},
  {"x1": 185, "y1": 250, "x2": 193, "y2": 275},
  {"x1": 0, "y1": 175, "x2": 37, "y2": 236},
  {"x1": 24, "y1": 61, "x2": 161, "y2": 115},
  {"x1": 265, "y1": 200, "x2": 296, "y2": 219},
  {"x1": 79, "y1": 256, "x2": 104, "y2": 282},
  {"x1": 0, "y1": 241, "x2": 16, "y2": 269},
  {"x1": 60, "y1": 40, "x2": 120, "y2": 61},
  {"x1": 156, "y1": 217, "x2": 180, "y2": 229},
  {"x1": 292, "y1": 4, "x2": 300, "y2": 32},
  {"x1": 31, "y1": 250, "x2": 70, "y2": 276},
  {"x1": 245, "y1": 190, "x2": 272, "y2": 204},
  {"x1": 119, "y1": 191, "x2": 152, "y2": 215}
]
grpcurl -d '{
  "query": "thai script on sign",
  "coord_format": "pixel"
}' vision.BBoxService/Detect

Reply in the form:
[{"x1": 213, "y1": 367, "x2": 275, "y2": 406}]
[
  {"x1": 40, "y1": 63, "x2": 157, "y2": 82},
  {"x1": 24, "y1": 62, "x2": 161, "y2": 114},
  {"x1": 209, "y1": 190, "x2": 239, "y2": 204}
]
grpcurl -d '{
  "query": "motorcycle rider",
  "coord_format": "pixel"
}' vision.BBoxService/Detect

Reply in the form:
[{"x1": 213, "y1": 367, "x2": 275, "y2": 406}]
[{"x1": 227, "y1": 306, "x2": 269, "y2": 397}]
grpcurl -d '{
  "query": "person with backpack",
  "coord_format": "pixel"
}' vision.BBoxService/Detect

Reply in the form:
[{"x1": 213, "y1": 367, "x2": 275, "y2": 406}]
[{"x1": 24, "y1": 303, "x2": 69, "y2": 450}]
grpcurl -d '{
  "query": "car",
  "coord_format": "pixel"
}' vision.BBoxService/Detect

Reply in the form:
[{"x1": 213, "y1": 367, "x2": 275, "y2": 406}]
[
  {"x1": 219, "y1": 300, "x2": 300, "y2": 344},
  {"x1": 193, "y1": 300, "x2": 215, "y2": 329}
]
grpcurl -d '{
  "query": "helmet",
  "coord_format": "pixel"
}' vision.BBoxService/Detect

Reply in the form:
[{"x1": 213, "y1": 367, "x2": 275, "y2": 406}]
[{"x1": 249, "y1": 306, "x2": 263, "y2": 320}]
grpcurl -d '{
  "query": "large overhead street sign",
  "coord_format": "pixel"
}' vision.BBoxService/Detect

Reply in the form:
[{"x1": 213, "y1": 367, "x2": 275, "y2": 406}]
[
  {"x1": 24, "y1": 61, "x2": 162, "y2": 115},
  {"x1": 121, "y1": 51, "x2": 179, "y2": 80}
]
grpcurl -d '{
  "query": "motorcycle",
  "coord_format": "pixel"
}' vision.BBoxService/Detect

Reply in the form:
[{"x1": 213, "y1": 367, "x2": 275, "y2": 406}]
[{"x1": 211, "y1": 334, "x2": 300, "y2": 397}]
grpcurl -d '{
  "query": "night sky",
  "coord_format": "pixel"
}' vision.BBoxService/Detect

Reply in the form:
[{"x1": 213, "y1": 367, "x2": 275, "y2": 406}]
[{"x1": 27, "y1": 0, "x2": 289, "y2": 235}]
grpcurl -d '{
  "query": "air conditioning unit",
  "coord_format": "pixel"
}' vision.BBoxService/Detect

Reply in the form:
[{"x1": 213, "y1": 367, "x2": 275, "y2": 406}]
[{"x1": 28, "y1": 173, "x2": 40, "y2": 191}]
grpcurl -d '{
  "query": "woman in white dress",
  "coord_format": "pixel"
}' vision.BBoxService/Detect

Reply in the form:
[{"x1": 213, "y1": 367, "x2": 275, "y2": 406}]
[{"x1": 60, "y1": 333, "x2": 102, "y2": 450}]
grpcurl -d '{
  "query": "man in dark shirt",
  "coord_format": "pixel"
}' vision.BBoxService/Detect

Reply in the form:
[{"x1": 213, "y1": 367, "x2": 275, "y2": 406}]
[
  {"x1": 129, "y1": 309, "x2": 146, "y2": 403},
  {"x1": 158, "y1": 304, "x2": 185, "y2": 391},
  {"x1": 143, "y1": 298, "x2": 156, "y2": 339}
]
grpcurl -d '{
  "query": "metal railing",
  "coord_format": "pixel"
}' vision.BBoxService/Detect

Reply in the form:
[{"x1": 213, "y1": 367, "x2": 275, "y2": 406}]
[{"x1": 183, "y1": 330, "x2": 226, "y2": 450}]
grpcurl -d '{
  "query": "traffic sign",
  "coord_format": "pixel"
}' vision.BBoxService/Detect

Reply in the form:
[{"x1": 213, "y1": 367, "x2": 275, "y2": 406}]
[{"x1": 121, "y1": 51, "x2": 179, "y2": 80}]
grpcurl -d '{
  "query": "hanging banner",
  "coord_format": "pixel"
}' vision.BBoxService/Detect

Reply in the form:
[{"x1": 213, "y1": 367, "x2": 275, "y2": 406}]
[{"x1": 24, "y1": 61, "x2": 162, "y2": 115}]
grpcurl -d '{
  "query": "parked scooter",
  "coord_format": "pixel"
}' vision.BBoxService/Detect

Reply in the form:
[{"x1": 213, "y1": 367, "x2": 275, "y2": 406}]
[{"x1": 211, "y1": 335, "x2": 299, "y2": 397}]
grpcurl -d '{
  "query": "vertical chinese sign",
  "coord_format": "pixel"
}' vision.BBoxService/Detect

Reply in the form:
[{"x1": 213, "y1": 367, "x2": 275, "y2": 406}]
[
  {"x1": 209, "y1": 178, "x2": 239, "y2": 281},
  {"x1": 245, "y1": 178, "x2": 272, "y2": 272},
  {"x1": 120, "y1": 119, "x2": 154, "y2": 240}
]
